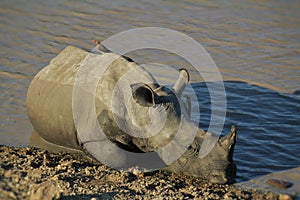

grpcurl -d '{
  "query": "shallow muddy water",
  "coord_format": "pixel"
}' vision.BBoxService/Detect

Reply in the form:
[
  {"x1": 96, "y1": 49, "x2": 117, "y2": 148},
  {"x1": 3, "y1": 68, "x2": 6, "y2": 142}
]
[{"x1": 0, "y1": 0, "x2": 299, "y2": 182}]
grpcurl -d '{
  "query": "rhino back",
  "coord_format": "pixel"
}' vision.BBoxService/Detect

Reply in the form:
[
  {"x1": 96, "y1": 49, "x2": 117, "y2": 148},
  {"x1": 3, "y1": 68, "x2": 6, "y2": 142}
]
[{"x1": 27, "y1": 45, "x2": 156, "y2": 150}]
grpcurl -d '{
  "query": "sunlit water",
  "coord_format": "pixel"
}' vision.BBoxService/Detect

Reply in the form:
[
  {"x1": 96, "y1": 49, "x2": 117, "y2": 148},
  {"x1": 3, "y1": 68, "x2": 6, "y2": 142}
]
[{"x1": 0, "y1": 0, "x2": 299, "y2": 182}]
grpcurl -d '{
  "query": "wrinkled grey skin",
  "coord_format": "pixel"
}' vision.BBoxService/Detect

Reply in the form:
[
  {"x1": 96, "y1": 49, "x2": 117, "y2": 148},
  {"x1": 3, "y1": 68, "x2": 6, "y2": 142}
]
[{"x1": 27, "y1": 46, "x2": 237, "y2": 184}]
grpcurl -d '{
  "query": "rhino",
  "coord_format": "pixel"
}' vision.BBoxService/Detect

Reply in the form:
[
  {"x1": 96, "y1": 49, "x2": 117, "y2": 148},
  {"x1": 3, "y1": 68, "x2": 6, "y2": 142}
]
[{"x1": 27, "y1": 44, "x2": 237, "y2": 184}]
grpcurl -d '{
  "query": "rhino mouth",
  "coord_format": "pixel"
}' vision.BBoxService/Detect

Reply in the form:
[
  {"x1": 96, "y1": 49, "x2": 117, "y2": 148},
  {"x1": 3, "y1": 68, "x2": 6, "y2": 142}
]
[{"x1": 208, "y1": 165, "x2": 237, "y2": 184}]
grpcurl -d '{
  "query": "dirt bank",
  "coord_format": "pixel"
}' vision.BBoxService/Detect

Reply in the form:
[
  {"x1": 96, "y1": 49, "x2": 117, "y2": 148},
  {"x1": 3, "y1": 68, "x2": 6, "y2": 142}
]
[{"x1": 0, "y1": 145, "x2": 293, "y2": 199}]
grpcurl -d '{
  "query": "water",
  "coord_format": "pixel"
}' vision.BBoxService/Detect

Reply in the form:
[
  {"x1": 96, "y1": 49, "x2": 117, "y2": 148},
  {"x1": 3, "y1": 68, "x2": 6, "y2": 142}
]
[
  {"x1": 0, "y1": 0, "x2": 299, "y2": 182},
  {"x1": 193, "y1": 81, "x2": 300, "y2": 182}
]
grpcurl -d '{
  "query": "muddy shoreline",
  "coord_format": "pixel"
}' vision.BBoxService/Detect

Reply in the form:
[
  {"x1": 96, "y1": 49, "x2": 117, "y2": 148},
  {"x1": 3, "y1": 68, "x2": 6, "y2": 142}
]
[{"x1": 0, "y1": 145, "x2": 293, "y2": 199}]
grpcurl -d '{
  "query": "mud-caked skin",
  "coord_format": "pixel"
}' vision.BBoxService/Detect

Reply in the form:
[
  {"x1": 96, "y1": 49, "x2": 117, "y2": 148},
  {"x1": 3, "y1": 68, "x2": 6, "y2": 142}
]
[
  {"x1": 164, "y1": 126, "x2": 237, "y2": 184},
  {"x1": 27, "y1": 45, "x2": 238, "y2": 184}
]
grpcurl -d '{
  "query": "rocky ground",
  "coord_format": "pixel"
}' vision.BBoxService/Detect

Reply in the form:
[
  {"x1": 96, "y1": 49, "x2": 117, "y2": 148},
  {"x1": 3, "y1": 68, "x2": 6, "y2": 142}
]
[{"x1": 0, "y1": 145, "x2": 294, "y2": 200}]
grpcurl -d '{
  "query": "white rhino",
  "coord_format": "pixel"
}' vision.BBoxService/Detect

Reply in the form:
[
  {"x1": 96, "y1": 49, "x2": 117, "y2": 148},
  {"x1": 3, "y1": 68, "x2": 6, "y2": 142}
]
[{"x1": 27, "y1": 45, "x2": 237, "y2": 184}]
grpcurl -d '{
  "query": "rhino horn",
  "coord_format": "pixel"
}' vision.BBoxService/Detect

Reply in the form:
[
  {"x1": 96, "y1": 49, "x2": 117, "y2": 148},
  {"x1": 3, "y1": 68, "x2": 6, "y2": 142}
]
[
  {"x1": 173, "y1": 68, "x2": 189, "y2": 97},
  {"x1": 220, "y1": 125, "x2": 238, "y2": 152}
]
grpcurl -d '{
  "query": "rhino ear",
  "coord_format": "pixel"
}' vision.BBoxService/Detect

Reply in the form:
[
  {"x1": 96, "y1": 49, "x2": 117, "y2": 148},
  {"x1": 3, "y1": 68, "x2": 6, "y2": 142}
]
[
  {"x1": 173, "y1": 68, "x2": 189, "y2": 97},
  {"x1": 131, "y1": 83, "x2": 155, "y2": 107}
]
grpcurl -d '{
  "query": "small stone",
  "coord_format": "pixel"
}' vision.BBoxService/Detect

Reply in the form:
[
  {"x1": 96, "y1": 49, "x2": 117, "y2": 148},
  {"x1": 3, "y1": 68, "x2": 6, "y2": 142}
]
[
  {"x1": 224, "y1": 192, "x2": 235, "y2": 199},
  {"x1": 85, "y1": 168, "x2": 91, "y2": 176},
  {"x1": 43, "y1": 154, "x2": 47, "y2": 166},
  {"x1": 29, "y1": 180, "x2": 62, "y2": 200},
  {"x1": 266, "y1": 179, "x2": 293, "y2": 189},
  {"x1": 1, "y1": 190, "x2": 17, "y2": 199},
  {"x1": 77, "y1": 187, "x2": 83, "y2": 193},
  {"x1": 13, "y1": 176, "x2": 20, "y2": 183},
  {"x1": 132, "y1": 168, "x2": 141, "y2": 176},
  {"x1": 4, "y1": 170, "x2": 12, "y2": 178},
  {"x1": 278, "y1": 194, "x2": 293, "y2": 200}
]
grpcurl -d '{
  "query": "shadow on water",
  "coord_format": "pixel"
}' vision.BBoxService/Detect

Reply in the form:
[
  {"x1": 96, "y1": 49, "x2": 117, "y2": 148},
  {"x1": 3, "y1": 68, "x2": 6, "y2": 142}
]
[{"x1": 190, "y1": 81, "x2": 300, "y2": 182}]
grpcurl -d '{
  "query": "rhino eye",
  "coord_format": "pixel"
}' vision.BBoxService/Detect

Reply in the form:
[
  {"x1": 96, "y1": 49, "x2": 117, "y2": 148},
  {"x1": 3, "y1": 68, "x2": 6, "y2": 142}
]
[{"x1": 187, "y1": 140, "x2": 200, "y2": 156}]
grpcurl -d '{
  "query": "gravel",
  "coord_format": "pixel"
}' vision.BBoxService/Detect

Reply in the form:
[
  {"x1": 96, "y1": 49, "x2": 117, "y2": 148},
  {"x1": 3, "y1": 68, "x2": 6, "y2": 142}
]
[{"x1": 0, "y1": 145, "x2": 292, "y2": 200}]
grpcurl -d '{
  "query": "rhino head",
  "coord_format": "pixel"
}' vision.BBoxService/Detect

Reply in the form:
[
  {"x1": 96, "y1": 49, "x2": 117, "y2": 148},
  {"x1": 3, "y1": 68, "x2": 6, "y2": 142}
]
[
  {"x1": 97, "y1": 67, "x2": 237, "y2": 184},
  {"x1": 131, "y1": 69, "x2": 237, "y2": 183}
]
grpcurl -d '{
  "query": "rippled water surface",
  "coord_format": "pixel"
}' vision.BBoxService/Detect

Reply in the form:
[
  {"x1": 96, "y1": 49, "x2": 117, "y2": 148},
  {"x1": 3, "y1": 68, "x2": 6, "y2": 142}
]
[{"x1": 0, "y1": 0, "x2": 299, "y2": 182}]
